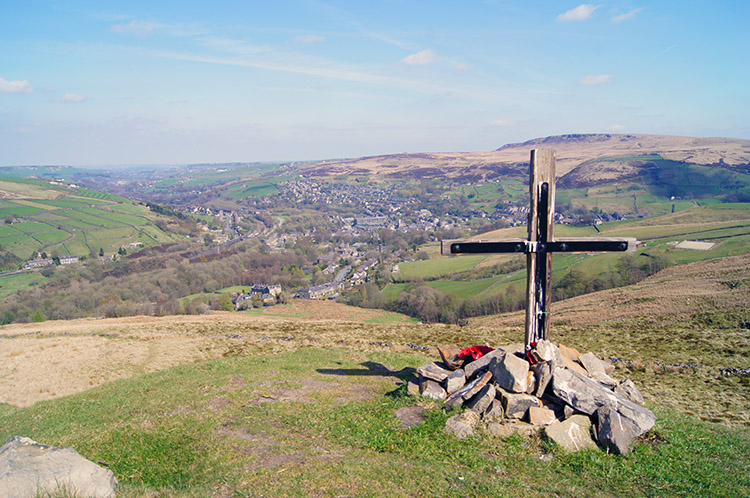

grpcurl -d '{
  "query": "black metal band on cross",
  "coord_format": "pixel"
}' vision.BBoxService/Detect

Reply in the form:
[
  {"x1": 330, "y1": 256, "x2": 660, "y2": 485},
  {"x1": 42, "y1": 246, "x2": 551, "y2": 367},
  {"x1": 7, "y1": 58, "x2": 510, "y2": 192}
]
[{"x1": 447, "y1": 240, "x2": 630, "y2": 255}]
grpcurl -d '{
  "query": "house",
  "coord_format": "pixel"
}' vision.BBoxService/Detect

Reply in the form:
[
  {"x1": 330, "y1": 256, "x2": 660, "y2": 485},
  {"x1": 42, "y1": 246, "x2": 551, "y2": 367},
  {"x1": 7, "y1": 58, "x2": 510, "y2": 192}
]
[
  {"x1": 297, "y1": 282, "x2": 344, "y2": 300},
  {"x1": 251, "y1": 284, "x2": 282, "y2": 297},
  {"x1": 59, "y1": 256, "x2": 79, "y2": 265},
  {"x1": 24, "y1": 257, "x2": 54, "y2": 269}
]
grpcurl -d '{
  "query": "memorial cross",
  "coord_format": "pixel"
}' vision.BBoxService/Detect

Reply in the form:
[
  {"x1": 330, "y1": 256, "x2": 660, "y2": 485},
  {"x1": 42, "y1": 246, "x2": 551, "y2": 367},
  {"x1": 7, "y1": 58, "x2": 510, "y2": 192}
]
[{"x1": 441, "y1": 149, "x2": 636, "y2": 350}]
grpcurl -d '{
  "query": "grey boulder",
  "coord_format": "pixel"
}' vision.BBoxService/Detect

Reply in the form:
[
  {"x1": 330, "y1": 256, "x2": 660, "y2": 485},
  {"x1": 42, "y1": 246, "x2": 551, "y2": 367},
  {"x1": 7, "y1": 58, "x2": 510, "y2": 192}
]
[{"x1": 0, "y1": 436, "x2": 117, "y2": 498}]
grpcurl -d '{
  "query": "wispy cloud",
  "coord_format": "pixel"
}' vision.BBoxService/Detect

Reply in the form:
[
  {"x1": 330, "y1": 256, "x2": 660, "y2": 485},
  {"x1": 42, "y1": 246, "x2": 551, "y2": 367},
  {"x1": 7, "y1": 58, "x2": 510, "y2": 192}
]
[
  {"x1": 61, "y1": 93, "x2": 87, "y2": 102},
  {"x1": 0, "y1": 77, "x2": 34, "y2": 93},
  {"x1": 111, "y1": 20, "x2": 155, "y2": 37},
  {"x1": 652, "y1": 44, "x2": 677, "y2": 59},
  {"x1": 491, "y1": 120, "x2": 513, "y2": 127},
  {"x1": 578, "y1": 74, "x2": 613, "y2": 85},
  {"x1": 294, "y1": 34, "x2": 326, "y2": 44},
  {"x1": 400, "y1": 49, "x2": 439, "y2": 66},
  {"x1": 151, "y1": 49, "x2": 446, "y2": 94},
  {"x1": 558, "y1": 4, "x2": 600, "y2": 22},
  {"x1": 612, "y1": 8, "x2": 643, "y2": 23},
  {"x1": 453, "y1": 62, "x2": 476, "y2": 73}
]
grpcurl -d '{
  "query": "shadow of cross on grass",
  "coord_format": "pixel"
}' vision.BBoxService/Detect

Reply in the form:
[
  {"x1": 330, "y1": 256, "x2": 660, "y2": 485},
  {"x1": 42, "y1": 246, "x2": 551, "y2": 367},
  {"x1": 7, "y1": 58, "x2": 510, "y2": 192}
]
[{"x1": 317, "y1": 361, "x2": 416, "y2": 381}]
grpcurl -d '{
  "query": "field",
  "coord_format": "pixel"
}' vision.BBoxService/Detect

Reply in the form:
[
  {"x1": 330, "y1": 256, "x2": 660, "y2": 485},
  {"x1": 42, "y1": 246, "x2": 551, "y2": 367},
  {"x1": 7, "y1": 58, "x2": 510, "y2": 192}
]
[
  {"x1": 384, "y1": 205, "x2": 750, "y2": 303},
  {"x1": 0, "y1": 177, "x2": 182, "y2": 262},
  {"x1": 0, "y1": 255, "x2": 749, "y2": 497}
]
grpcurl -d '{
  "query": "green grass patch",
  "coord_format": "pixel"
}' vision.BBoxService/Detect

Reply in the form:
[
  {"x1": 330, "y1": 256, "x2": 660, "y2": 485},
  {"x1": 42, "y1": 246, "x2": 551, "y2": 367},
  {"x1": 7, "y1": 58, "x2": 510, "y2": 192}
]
[
  {"x1": 0, "y1": 206, "x2": 43, "y2": 216},
  {"x1": 11, "y1": 221, "x2": 56, "y2": 233},
  {"x1": 0, "y1": 348, "x2": 747, "y2": 497},
  {"x1": 397, "y1": 255, "x2": 486, "y2": 279},
  {"x1": 0, "y1": 272, "x2": 47, "y2": 300},
  {"x1": 0, "y1": 225, "x2": 21, "y2": 237}
]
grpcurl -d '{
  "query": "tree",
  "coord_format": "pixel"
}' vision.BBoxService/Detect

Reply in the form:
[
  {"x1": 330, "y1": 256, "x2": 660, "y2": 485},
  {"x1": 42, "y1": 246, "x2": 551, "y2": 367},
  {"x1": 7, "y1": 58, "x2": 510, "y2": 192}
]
[
  {"x1": 31, "y1": 308, "x2": 45, "y2": 322},
  {"x1": 218, "y1": 293, "x2": 234, "y2": 311},
  {"x1": 99, "y1": 247, "x2": 104, "y2": 257}
]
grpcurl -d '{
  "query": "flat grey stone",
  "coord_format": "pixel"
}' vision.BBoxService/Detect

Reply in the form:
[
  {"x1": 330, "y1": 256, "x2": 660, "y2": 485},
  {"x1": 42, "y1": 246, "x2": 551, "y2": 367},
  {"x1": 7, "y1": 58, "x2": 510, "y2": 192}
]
[
  {"x1": 544, "y1": 415, "x2": 597, "y2": 452},
  {"x1": 444, "y1": 410, "x2": 480, "y2": 439},
  {"x1": 528, "y1": 406, "x2": 557, "y2": 426},
  {"x1": 466, "y1": 384, "x2": 495, "y2": 414},
  {"x1": 420, "y1": 379, "x2": 447, "y2": 401},
  {"x1": 406, "y1": 378, "x2": 421, "y2": 396},
  {"x1": 491, "y1": 352, "x2": 529, "y2": 393},
  {"x1": 487, "y1": 421, "x2": 539, "y2": 438},
  {"x1": 483, "y1": 399, "x2": 504, "y2": 421},
  {"x1": 497, "y1": 388, "x2": 541, "y2": 419},
  {"x1": 579, "y1": 352, "x2": 617, "y2": 388},
  {"x1": 417, "y1": 361, "x2": 452, "y2": 382},
  {"x1": 532, "y1": 362, "x2": 553, "y2": 397},
  {"x1": 532, "y1": 340, "x2": 564, "y2": 366},
  {"x1": 596, "y1": 406, "x2": 640, "y2": 454},
  {"x1": 614, "y1": 379, "x2": 645, "y2": 406},
  {"x1": 550, "y1": 367, "x2": 656, "y2": 436},
  {"x1": 464, "y1": 349, "x2": 504, "y2": 379},
  {"x1": 0, "y1": 436, "x2": 118, "y2": 498},
  {"x1": 444, "y1": 371, "x2": 493, "y2": 410},
  {"x1": 444, "y1": 368, "x2": 466, "y2": 394}
]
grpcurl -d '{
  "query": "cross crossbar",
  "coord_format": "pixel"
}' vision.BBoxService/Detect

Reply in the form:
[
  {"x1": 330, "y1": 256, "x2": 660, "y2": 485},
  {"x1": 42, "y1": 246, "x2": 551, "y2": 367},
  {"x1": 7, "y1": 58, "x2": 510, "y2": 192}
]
[
  {"x1": 440, "y1": 149, "x2": 637, "y2": 350},
  {"x1": 444, "y1": 237, "x2": 635, "y2": 255}
]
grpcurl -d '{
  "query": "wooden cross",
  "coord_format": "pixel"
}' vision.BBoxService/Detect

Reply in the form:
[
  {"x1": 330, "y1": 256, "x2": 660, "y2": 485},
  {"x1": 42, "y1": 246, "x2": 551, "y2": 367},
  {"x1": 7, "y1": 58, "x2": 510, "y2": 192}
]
[{"x1": 442, "y1": 149, "x2": 636, "y2": 350}]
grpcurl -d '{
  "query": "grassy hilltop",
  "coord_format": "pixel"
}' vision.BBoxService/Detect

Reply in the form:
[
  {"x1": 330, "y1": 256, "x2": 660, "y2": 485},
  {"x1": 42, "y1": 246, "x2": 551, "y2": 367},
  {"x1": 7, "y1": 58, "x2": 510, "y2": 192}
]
[
  {"x1": 0, "y1": 177, "x2": 181, "y2": 263},
  {"x1": 0, "y1": 254, "x2": 748, "y2": 497}
]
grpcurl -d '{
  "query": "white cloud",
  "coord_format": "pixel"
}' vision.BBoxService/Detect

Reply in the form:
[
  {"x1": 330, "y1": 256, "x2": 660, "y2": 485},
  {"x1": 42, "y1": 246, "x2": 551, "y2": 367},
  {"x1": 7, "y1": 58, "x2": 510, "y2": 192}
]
[
  {"x1": 578, "y1": 74, "x2": 613, "y2": 85},
  {"x1": 400, "y1": 49, "x2": 439, "y2": 66},
  {"x1": 558, "y1": 4, "x2": 600, "y2": 22},
  {"x1": 453, "y1": 62, "x2": 476, "y2": 72},
  {"x1": 294, "y1": 34, "x2": 326, "y2": 44},
  {"x1": 612, "y1": 8, "x2": 643, "y2": 23},
  {"x1": 491, "y1": 120, "x2": 513, "y2": 127},
  {"x1": 61, "y1": 93, "x2": 87, "y2": 102},
  {"x1": 0, "y1": 77, "x2": 33, "y2": 93},
  {"x1": 609, "y1": 124, "x2": 627, "y2": 131},
  {"x1": 111, "y1": 20, "x2": 154, "y2": 37}
]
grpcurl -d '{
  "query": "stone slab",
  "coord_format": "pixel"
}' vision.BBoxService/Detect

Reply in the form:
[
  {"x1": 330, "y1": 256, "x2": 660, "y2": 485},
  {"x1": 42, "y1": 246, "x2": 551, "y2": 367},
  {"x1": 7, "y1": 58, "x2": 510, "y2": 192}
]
[
  {"x1": 579, "y1": 352, "x2": 617, "y2": 388},
  {"x1": 558, "y1": 344, "x2": 588, "y2": 376},
  {"x1": 491, "y1": 352, "x2": 529, "y2": 393},
  {"x1": 498, "y1": 389, "x2": 541, "y2": 419},
  {"x1": 487, "y1": 422, "x2": 539, "y2": 438},
  {"x1": 466, "y1": 384, "x2": 495, "y2": 414},
  {"x1": 417, "y1": 361, "x2": 452, "y2": 382},
  {"x1": 444, "y1": 368, "x2": 466, "y2": 395},
  {"x1": 551, "y1": 367, "x2": 656, "y2": 436},
  {"x1": 464, "y1": 349, "x2": 505, "y2": 380},
  {"x1": 444, "y1": 410, "x2": 480, "y2": 439},
  {"x1": 420, "y1": 379, "x2": 447, "y2": 401},
  {"x1": 0, "y1": 436, "x2": 118, "y2": 498},
  {"x1": 444, "y1": 371, "x2": 493, "y2": 409},
  {"x1": 528, "y1": 406, "x2": 557, "y2": 426},
  {"x1": 596, "y1": 406, "x2": 640, "y2": 454},
  {"x1": 614, "y1": 379, "x2": 645, "y2": 406},
  {"x1": 544, "y1": 415, "x2": 597, "y2": 452}
]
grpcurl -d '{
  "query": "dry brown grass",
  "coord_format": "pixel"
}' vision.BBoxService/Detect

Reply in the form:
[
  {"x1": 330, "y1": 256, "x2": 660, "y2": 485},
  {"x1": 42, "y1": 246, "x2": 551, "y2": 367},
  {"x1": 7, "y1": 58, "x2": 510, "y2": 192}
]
[{"x1": 2, "y1": 256, "x2": 749, "y2": 427}]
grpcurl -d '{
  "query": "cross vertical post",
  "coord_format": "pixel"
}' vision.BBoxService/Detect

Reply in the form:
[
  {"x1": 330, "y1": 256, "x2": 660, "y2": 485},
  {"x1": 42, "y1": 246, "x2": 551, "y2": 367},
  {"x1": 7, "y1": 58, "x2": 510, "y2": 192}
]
[
  {"x1": 441, "y1": 148, "x2": 636, "y2": 351},
  {"x1": 525, "y1": 149, "x2": 556, "y2": 348}
]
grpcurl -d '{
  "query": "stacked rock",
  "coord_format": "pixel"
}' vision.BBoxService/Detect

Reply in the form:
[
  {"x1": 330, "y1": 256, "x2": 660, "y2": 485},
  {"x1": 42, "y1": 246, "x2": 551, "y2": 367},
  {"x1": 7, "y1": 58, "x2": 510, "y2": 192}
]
[{"x1": 409, "y1": 341, "x2": 655, "y2": 454}]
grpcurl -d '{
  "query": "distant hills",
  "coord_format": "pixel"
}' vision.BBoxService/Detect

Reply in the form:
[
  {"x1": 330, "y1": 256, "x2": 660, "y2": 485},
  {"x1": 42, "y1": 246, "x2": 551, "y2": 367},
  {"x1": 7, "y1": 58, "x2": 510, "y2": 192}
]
[{"x1": 302, "y1": 133, "x2": 750, "y2": 183}]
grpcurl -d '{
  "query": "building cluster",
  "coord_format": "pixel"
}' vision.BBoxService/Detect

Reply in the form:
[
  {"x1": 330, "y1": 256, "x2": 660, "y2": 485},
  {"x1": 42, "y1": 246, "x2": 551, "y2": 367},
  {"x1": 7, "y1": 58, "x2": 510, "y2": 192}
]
[{"x1": 232, "y1": 284, "x2": 283, "y2": 309}]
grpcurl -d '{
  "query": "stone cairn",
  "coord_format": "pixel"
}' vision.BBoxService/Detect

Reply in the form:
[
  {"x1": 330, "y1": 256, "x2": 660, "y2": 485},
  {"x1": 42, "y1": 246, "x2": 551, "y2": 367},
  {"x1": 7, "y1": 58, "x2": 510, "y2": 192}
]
[{"x1": 408, "y1": 341, "x2": 656, "y2": 454}]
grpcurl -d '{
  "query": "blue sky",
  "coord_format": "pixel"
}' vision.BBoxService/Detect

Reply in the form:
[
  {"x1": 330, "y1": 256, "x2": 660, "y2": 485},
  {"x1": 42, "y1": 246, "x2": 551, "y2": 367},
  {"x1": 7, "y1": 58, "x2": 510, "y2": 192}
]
[{"x1": 1, "y1": 1, "x2": 748, "y2": 166}]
